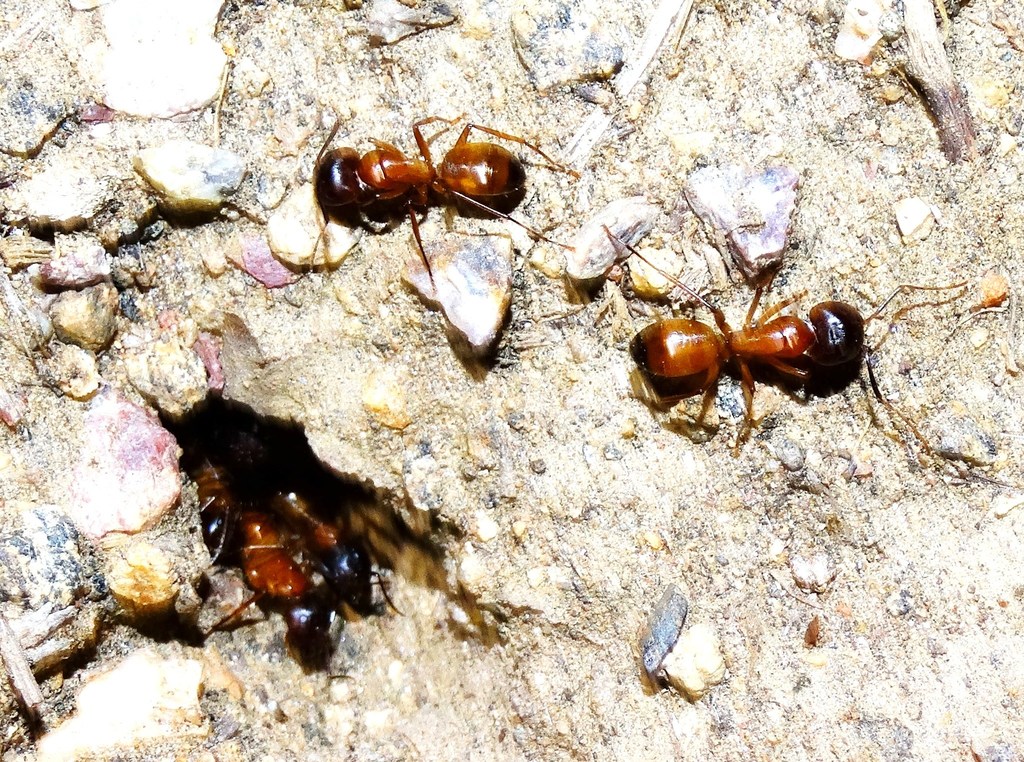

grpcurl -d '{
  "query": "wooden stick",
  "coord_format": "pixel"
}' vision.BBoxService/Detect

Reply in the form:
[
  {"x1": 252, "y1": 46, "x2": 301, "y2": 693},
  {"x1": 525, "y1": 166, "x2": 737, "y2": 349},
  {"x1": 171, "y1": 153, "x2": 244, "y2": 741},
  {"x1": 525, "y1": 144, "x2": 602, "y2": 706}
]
[
  {"x1": 0, "y1": 611, "x2": 43, "y2": 729},
  {"x1": 902, "y1": 0, "x2": 977, "y2": 162}
]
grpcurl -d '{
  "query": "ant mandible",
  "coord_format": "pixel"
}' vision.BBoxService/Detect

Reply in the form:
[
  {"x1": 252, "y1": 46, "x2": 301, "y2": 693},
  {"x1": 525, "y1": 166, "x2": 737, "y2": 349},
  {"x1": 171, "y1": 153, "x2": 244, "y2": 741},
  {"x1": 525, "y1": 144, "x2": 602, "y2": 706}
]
[
  {"x1": 605, "y1": 229, "x2": 966, "y2": 449},
  {"x1": 314, "y1": 116, "x2": 577, "y2": 276}
]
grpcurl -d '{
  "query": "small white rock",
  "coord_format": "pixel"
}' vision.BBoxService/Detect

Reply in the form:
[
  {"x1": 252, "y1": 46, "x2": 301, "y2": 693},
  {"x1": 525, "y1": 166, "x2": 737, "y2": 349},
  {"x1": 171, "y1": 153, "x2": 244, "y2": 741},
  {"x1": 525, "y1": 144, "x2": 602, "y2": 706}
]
[
  {"x1": 94, "y1": 0, "x2": 228, "y2": 118},
  {"x1": 834, "y1": 0, "x2": 890, "y2": 65},
  {"x1": 566, "y1": 197, "x2": 660, "y2": 282},
  {"x1": 894, "y1": 196, "x2": 935, "y2": 242},
  {"x1": 660, "y1": 623, "x2": 726, "y2": 701},
  {"x1": 36, "y1": 649, "x2": 206, "y2": 762},
  {"x1": 267, "y1": 183, "x2": 361, "y2": 268},
  {"x1": 789, "y1": 552, "x2": 836, "y2": 593},
  {"x1": 475, "y1": 511, "x2": 499, "y2": 542},
  {"x1": 134, "y1": 140, "x2": 245, "y2": 214}
]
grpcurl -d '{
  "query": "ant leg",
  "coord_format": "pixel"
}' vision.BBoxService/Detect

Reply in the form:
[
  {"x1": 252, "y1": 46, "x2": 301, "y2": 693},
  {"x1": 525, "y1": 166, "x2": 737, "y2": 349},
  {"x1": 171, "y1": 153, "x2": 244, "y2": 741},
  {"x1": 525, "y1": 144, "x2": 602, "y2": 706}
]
[
  {"x1": 371, "y1": 571, "x2": 403, "y2": 615},
  {"x1": 453, "y1": 123, "x2": 579, "y2": 178},
  {"x1": 446, "y1": 188, "x2": 573, "y2": 249},
  {"x1": 694, "y1": 365, "x2": 720, "y2": 427},
  {"x1": 603, "y1": 227, "x2": 732, "y2": 338},
  {"x1": 411, "y1": 115, "x2": 464, "y2": 166},
  {"x1": 754, "y1": 291, "x2": 808, "y2": 328},
  {"x1": 204, "y1": 591, "x2": 265, "y2": 635},
  {"x1": 864, "y1": 352, "x2": 935, "y2": 458},
  {"x1": 407, "y1": 206, "x2": 435, "y2": 285},
  {"x1": 764, "y1": 357, "x2": 809, "y2": 382},
  {"x1": 735, "y1": 358, "x2": 757, "y2": 449}
]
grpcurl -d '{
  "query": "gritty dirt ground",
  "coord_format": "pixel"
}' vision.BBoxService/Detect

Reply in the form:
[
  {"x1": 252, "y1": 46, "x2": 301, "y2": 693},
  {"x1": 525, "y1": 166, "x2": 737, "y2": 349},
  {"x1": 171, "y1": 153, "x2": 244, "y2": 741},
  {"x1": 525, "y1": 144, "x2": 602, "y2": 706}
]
[{"x1": 2, "y1": 0, "x2": 1024, "y2": 759}]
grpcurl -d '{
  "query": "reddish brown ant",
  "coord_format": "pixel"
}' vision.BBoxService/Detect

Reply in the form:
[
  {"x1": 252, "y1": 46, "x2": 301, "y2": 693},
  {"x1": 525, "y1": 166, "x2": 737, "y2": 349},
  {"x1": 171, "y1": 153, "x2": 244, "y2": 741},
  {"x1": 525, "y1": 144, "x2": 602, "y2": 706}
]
[
  {"x1": 605, "y1": 229, "x2": 967, "y2": 451},
  {"x1": 313, "y1": 116, "x2": 577, "y2": 276},
  {"x1": 182, "y1": 405, "x2": 388, "y2": 669},
  {"x1": 195, "y1": 461, "x2": 356, "y2": 667}
]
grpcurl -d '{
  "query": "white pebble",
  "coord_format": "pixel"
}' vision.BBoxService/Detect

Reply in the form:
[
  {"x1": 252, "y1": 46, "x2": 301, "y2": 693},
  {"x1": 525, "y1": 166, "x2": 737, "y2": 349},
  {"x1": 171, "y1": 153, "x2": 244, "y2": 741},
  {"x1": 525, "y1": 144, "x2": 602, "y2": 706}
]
[
  {"x1": 267, "y1": 184, "x2": 360, "y2": 268},
  {"x1": 790, "y1": 552, "x2": 836, "y2": 593},
  {"x1": 894, "y1": 197, "x2": 935, "y2": 242},
  {"x1": 134, "y1": 140, "x2": 245, "y2": 214},
  {"x1": 93, "y1": 0, "x2": 227, "y2": 118},
  {"x1": 834, "y1": 0, "x2": 890, "y2": 65},
  {"x1": 37, "y1": 649, "x2": 206, "y2": 761},
  {"x1": 660, "y1": 623, "x2": 726, "y2": 701}
]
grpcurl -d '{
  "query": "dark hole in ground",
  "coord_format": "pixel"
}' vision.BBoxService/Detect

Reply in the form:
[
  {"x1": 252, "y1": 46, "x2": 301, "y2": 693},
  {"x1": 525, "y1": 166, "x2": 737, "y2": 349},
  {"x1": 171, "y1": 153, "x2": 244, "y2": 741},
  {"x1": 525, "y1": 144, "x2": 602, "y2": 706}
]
[{"x1": 164, "y1": 397, "x2": 454, "y2": 669}]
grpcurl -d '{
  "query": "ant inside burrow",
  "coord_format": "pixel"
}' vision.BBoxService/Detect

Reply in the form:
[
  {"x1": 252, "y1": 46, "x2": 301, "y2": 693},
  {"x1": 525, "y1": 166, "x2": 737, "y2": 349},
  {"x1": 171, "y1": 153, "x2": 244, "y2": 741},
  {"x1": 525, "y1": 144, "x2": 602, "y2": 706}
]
[
  {"x1": 312, "y1": 115, "x2": 578, "y2": 280},
  {"x1": 172, "y1": 401, "x2": 397, "y2": 670},
  {"x1": 605, "y1": 229, "x2": 981, "y2": 467}
]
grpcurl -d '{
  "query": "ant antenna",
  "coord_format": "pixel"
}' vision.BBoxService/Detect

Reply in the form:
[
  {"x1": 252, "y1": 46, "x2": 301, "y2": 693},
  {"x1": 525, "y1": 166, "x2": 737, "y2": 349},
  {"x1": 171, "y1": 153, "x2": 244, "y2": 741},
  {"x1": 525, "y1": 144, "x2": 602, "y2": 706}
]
[
  {"x1": 371, "y1": 571, "x2": 403, "y2": 615},
  {"x1": 863, "y1": 281, "x2": 968, "y2": 325},
  {"x1": 602, "y1": 226, "x2": 731, "y2": 337}
]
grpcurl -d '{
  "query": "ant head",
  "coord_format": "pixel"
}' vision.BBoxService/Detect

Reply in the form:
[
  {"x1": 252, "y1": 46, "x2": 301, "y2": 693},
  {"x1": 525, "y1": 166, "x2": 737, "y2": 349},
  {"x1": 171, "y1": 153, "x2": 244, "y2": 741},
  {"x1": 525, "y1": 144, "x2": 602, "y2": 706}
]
[
  {"x1": 315, "y1": 147, "x2": 366, "y2": 214},
  {"x1": 320, "y1": 542, "x2": 373, "y2": 611},
  {"x1": 284, "y1": 595, "x2": 336, "y2": 669},
  {"x1": 806, "y1": 301, "x2": 864, "y2": 366}
]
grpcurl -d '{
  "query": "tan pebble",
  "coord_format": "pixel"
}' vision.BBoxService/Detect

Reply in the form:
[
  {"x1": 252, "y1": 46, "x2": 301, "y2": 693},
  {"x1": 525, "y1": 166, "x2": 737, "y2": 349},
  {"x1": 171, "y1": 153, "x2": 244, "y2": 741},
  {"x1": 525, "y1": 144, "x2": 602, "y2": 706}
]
[
  {"x1": 556, "y1": 719, "x2": 572, "y2": 735},
  {"x1": 200, "y1": 247, "x2": 227, "y2": 276},
  {"x1": 107, "y1": 541, "x2": 180, "y2": 618},
  {"x1": 803, "y1": 650, "x2": 828, "y2": 668},
  {"x1": 661, "y1": 623, "x2": 726, "y2": 701},
  {"x1": 361, "y1": 369, "x2": 411, "y2": 429},
  {"x1": 49, "y1": 344, "x2": 101, "y2": 400},
  {"x1": 629, "y1": 247, "x2": 683, "y2": 299},
  {"x1": 51, "y1": 283, "x2": 119, "y2": 351},
  {"x1": 880, "y1": 84, "x2": 904, "y2": 104},
  {"x1": 978, "y1": 80, "x2": 1012, "y2": 109},
  {"x1": 475, "y1": 512, "x2": 499, "y2": 542},
  {"x1": 0, "y1": 450, "x2": 12, "y2": 472},
  {"x1": 512, "y1": 520, "x2": 528, "y2": 539},
  {"x1": 201, "y1": 647, "x2": 244, "y2": 701},
  {"x1": 969, "y1": 327, "x2": 990, "y2": 349},
  {"x1": 526, "y1": 567, "x2": 546, "y2": 588},
  {"x1": 978, "y1": 270, "x2": 1009, "y2": 308},
  {"x1": 642, "y1": 530, "x2": 665, "y2": 551}
]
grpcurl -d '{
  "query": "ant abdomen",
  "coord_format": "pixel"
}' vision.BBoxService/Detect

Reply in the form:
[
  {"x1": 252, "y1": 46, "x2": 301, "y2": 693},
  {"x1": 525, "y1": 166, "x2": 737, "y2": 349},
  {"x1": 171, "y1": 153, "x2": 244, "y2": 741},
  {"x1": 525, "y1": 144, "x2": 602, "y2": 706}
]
[
  {"x1": 315, "y1": 147, "x2": 369, "y2": 215},
  {"x1": 806, "y1": 301, "x2": 864, "y2": 366},
  {"x1": 439, "y1": 142, "x2": 526, "y2": 201},
  {"x1": 630, "y1": 320, "x2": 726, "y2": 380}
]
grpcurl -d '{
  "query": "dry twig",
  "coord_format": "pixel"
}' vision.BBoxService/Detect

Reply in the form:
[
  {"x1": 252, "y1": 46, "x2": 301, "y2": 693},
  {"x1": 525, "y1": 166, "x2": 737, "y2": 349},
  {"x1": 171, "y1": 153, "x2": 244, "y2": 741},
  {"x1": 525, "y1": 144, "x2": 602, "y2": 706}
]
[{"x1": 902, "y1": 0, "x2": 977, "y2": 162}]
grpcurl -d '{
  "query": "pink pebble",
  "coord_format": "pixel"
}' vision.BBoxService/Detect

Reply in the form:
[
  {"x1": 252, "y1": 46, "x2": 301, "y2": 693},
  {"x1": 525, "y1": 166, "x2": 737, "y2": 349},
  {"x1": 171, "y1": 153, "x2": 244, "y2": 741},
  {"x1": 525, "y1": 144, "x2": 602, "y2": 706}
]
[
  {"x1": 69, "y1": 388, "x2": 181, "y2": 538},
  {"x1": 240, "y1": 235, "x2": 298, "y2": 288},
  {"x1": 192, "y1": 332, "x2": 224, "y2": 392},
  {"x1": 38, "y1": 244, "x2": 111, "y2": 290}
]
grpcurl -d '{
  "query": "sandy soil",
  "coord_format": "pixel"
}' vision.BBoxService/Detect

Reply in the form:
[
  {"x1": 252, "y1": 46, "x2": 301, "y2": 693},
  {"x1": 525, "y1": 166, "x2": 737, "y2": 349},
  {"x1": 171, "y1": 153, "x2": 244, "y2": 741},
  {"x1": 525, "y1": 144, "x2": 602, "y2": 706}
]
[{"x1": 1, "y1": 0, "x2": 1023, "y2": 759}]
